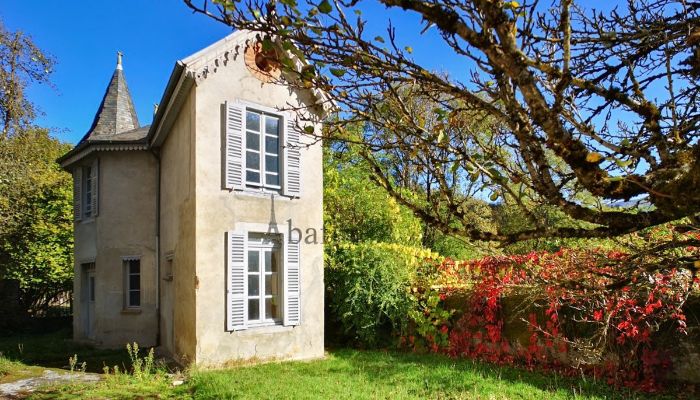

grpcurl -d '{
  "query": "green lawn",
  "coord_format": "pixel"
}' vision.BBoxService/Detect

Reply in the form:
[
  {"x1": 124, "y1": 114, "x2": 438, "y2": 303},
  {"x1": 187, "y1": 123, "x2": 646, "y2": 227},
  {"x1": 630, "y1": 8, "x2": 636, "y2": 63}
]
[{"x1": 0, "y1": 330, "x2": 683, "y2": 399}]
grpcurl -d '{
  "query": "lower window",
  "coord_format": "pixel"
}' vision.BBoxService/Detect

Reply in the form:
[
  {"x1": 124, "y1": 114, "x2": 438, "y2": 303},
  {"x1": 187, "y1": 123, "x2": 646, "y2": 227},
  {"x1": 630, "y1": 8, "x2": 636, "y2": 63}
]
[{"x1": 247, "y1": 234, "x2": 281, "y2": 324}]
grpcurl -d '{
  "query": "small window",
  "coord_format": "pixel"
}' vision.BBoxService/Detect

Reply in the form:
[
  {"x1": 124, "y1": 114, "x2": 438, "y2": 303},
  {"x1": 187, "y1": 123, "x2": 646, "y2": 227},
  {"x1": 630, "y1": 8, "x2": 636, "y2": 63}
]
[
  {"x1": 245, "y1": 110, "x2": 281, "y2": 190},
  {"x1": 124, "y1": 259, "x2": 141, "y2": 308}
]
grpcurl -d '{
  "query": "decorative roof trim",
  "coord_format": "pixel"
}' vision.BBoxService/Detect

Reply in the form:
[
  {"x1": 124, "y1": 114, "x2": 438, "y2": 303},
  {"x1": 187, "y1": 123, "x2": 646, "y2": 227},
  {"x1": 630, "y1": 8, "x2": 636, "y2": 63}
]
[{"x1": 59, "y1": 143, "x2": 148, "y2": 169}]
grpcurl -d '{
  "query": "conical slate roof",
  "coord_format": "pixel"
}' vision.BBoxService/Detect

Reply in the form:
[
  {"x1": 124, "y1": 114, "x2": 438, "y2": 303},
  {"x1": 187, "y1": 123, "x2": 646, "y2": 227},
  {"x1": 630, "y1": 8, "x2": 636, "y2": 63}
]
[{"x1": 83, "y1": 52, "x2": 140, "y2": 140}]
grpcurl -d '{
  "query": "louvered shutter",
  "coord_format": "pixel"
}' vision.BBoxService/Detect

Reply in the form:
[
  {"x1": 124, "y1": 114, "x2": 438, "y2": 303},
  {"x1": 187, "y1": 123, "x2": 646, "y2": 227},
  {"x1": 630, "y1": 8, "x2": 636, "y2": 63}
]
[
  {"x1": 224, "y1": 101, "x2": 246, "y2": 190},
  {"x1": 90, "y1": 159, "x2": 99, "y2": 217},
  {"x1": 283, "y1": 116, "x2": 302, "y2": 197},
  {"x1": 226, "y1": 231, "x2": 248, "y2": 331},
  {"x1": 283, "y1": 238, "x2": 301, "y2": 326},
  {"x1": 73, "y1": 168, "x2": 82, "y2": 221}
]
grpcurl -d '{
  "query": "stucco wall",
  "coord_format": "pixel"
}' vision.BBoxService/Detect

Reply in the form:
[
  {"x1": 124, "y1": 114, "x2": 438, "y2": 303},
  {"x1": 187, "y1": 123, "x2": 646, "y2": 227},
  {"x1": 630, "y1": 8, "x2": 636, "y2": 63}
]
[
  {"x1": 73, "y1": 151, "x2": 158, "y2": 347},
  {"x1": 158, "y1": 87, "x2": 198, "y2": 363},
  {"x1": 191, "y1": 40, "x2": 324, "y2": 366}
]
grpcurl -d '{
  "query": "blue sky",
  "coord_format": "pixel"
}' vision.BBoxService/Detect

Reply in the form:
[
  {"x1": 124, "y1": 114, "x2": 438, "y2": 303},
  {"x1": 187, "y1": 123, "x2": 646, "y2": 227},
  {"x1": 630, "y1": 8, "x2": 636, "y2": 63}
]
[
  {"x1": 1, "y1": 2, "x2": 232, "y2": 144},
  {"x1": 1, "y1": 2, "x2": 457, "y2": 145}
]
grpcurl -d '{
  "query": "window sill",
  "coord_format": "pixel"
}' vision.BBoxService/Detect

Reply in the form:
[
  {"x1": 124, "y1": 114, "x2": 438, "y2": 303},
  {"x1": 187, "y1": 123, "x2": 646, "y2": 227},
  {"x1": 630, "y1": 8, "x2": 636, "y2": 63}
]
[
  {"x1": 77, "y1": 217, "x2": 96, "y2": 225},
  {"x1": 121, "y1": 308, "x2": 142, "y2": 315},
  {"x1": 234, "y1": 189, "x2": 294, "y2": 201},
  {"x1": 234, "y1": 324, "x2": 293, "y2": 335}
]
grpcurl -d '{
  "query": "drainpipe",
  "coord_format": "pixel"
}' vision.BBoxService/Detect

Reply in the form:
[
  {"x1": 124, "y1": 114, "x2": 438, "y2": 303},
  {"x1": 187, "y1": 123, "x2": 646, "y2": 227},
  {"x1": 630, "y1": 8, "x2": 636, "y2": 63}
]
[{"x1": 152, "y1": 148, "x2": 162, "y2": 347}]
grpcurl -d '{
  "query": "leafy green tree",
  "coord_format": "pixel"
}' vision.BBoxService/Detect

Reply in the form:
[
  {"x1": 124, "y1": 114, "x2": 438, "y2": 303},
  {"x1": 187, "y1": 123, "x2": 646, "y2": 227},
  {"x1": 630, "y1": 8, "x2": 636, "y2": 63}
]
[
  {"x1": 0, "y1": 20, "x2": 54, "y2": 138},
  {"x1": 324, "y1": 146, "x2": 423, "y2": 247},
  {"x1": 0, "y1": 129, "x2": 73, "y2": 315}
]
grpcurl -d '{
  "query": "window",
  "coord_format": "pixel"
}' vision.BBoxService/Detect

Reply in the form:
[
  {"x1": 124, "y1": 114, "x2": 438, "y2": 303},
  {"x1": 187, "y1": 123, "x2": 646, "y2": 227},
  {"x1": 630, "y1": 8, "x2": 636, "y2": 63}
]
[
  {"x1": 226, "y1": 230, "x2": 300, "y2": 331},
  {"x1": 245, "y1": 110, "x2": 281, "y2": 189},
  {"x1": 124, "y1": 259, "x2": 141, "y2": 308},
  {"x1": 247, "y1": 234, "x2": 281, "y2": 324},
  {"x1": 74, "y1": 160, "x2": 98, "y2": 221},
  {"x1": 224, "y1": 101, "x2": 301, "y2": 197},
  {"x1": 84, "y1": 165, "x2": 94, "y2": 218}
]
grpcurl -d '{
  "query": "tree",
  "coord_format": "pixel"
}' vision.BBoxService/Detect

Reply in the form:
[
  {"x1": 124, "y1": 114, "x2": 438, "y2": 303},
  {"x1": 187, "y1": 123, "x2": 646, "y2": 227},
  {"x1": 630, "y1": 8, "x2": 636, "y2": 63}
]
[
  {"x1": 184, "y1": 1, "x2": 700, "y2": 250},
  {"x1": 0, "y1": 20, "x2": 54, "y2": 138},
  {"x1": 324, "y1": 145, "x2": 423, "y2": 246},
  {"x1": 0, "y1": 129, "x2": 73, "y2": 315}
]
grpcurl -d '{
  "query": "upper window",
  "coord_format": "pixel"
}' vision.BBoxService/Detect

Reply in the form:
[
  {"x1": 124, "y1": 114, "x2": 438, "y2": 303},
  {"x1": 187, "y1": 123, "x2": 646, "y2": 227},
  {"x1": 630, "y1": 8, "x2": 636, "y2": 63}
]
[
  {"x1": 74, "y1": 160, "x2": 98, "y2": 221},
  {"x1": 84, "y1": 165, "x2": 94, "y2": 218},
  {"x1": 224, "y1": 101, "x2": 301, "y2": 197},
  {"x1": 245, "y1": 110, "x2": 281, "y2": 189}
]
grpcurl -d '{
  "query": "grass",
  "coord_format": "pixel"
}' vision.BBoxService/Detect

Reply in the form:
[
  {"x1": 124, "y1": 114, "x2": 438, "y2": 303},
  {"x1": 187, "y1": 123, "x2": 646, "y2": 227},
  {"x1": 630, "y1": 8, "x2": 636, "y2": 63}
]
[
  {"x1": 0, "y1": 328, "x2": 129, "y2": 374},
  {"x1": 0, "y1": 330, "x2": 686, "y2": 399}
]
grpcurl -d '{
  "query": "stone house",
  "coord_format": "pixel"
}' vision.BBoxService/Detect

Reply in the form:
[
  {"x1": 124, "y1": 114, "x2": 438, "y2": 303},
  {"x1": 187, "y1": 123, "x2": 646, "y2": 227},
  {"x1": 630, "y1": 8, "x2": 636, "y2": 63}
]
[{"x1": 58, "y1": 31, "x2": 324, "y2": 366}]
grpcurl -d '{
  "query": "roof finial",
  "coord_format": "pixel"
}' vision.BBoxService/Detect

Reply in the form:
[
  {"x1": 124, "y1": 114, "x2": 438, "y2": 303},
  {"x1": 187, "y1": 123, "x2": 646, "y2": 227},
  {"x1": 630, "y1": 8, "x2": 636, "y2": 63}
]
[{"x1": 116, "y1": 51, "x2": 123, "y2": 70}]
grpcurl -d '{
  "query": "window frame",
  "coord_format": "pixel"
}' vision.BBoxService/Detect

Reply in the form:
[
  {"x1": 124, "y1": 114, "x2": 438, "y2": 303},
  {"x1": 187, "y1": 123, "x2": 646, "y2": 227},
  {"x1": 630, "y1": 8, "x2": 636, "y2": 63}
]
[
  {"x1": 123, "y1": 258, "x2": 141, "y2": 309},
  {"x1": 246, "y1": 234, "x2": 283, "y2": 327},
  {"x1": 243, "y1": 107, "x2": 283, "y2": 191}
]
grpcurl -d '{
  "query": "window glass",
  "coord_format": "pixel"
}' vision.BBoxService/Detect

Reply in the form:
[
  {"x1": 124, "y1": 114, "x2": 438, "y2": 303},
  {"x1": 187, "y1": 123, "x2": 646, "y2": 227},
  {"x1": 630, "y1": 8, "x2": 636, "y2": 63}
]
[
  {"x1": 125, "y1": 259, "x2": 141, "y2": 308},
  {"x1": 246, "y1": 234, "x2": 282, "y2": 324},
  {"x1": 246, "y1": 132, "x2": 260, "y2": 150},
  {"x1": 246, "y1": 111, "x2": 260, "y2": 131},
  {"x1": 89, "y1": 276, "x2": 95, "y2": 302},
  {"x1": 265, "y1": 116, "x2": 279, "y2": 136},
  {"x1": 244, "y1": 109, "x2": 282, "y2": 190}
]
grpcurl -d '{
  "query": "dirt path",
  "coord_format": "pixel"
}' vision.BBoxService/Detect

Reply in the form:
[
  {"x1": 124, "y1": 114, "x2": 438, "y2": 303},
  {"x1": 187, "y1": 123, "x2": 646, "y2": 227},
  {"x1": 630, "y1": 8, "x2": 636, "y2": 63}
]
[{"x1": 0, "y1": 369, "x2": 100, "y2": 399}]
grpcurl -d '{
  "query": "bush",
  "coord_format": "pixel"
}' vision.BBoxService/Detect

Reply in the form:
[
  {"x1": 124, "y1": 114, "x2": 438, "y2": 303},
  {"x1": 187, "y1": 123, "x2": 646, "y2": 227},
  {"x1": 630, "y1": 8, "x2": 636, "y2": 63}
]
[{"x1": 325, "y1": 242, "x2": 441, "y2": 347}]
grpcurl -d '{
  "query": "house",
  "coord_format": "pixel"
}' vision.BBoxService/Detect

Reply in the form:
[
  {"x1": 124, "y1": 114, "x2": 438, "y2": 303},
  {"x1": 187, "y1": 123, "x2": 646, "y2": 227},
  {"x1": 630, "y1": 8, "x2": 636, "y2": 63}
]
[{"x1": 58, "y1": 31, "x2": 325, "y2": 366}]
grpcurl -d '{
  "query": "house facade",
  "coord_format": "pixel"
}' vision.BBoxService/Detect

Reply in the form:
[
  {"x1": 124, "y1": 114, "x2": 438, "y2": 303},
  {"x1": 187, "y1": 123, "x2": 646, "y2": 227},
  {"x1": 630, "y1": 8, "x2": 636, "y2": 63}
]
[{"x1": 58, "y1": 31, "x2": 324, "y2": 366}]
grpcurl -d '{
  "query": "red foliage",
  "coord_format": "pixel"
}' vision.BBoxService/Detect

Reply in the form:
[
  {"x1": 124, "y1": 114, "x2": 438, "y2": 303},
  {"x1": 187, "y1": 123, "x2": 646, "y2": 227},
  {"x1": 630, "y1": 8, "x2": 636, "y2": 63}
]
[{"x1": 415, "y1": 248, "x2": 699, "y2": 392}]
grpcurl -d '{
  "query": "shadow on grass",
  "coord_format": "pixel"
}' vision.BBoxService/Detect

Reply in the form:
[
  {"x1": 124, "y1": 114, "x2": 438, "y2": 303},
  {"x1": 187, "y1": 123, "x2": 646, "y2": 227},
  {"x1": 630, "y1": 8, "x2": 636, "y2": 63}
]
[{"x1": 0, "y1": 328, "x2": 130, "y2": 374}]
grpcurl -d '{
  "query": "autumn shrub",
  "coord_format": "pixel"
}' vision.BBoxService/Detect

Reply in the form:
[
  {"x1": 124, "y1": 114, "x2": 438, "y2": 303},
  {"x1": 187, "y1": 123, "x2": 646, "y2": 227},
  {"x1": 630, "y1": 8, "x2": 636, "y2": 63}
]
[
  {"x1": 325, "y1": 241, "x2": 441, "y2": 347},
  {"x1": 402, "y1": 246, "x2": 700, "y2": 392}
]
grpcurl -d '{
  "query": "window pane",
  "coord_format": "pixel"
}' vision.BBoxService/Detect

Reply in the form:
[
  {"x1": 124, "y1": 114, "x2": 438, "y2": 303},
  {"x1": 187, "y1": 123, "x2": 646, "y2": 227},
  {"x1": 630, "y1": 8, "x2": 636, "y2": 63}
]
[
  {"x1": 265, "y1": 116, "x2": 279, "y2": 136},
  {"x1": 264, "y1": 251, "x2": 272, "y2": 272},
  {"x1": 265, "y1": 273, "x2": 279, "y2": 295},
  {"x1": 248, "y1": 275, "x2": 259, "y2": 296},
  {"x1": 247, "y1": 251, "x2": 259, "y2": 272},
  {"x1": 89, "y1": 277, "x2": 95, "y2": 301},
  {"x1": 129, "y1": 291, "x2": 140, "y2": 307},
  {"x1": 246, "y1": 171, "x2": 260, "y2": 184},
  {"x1": 246, "y1": 132, "x2": 260, "y2": 150},
  {"x1": 265, "y1": 155, "x2": 279, "y2": 173},
  {"x1": 265, "y1": 137, "x2": 279, "y2": 154},
  {"x1": 265, "y1": 174, "x2": 280, "y2": 187},
  {"x1": 129, "y1": 274, "x2": 140, "y2": 290},
  {"x1": 246, "y1": 152, "x2": 260, "y2": 170},
  {"x1": 246, "y1": 111, "x2": 260, "y2": 132},
  {"x1": 248, "y1": 299, "x2": 260, "y2": 320},
  {"x1": 129, "y1": 260, "x2": 140, "y2": 274},
  {"x1": 265, "y1": 297, "x2": 279, "y2": 319}
]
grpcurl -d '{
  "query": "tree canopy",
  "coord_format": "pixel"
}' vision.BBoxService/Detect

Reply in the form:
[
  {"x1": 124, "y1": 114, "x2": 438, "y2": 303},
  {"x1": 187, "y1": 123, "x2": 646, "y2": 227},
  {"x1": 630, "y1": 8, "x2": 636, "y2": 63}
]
[
  {"x1": 0, "y1": 20, "x2": 54, "y2": 138},
  {"x1": 185, "y1": 0, "x2": 700, "y2": 248}
]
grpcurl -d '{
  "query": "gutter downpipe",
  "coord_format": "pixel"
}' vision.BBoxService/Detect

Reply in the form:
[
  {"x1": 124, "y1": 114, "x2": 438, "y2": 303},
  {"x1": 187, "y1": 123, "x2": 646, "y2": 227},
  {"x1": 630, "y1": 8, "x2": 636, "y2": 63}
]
[{"x1": 152, "y1": 147, "x2": 162, "y2": 347}]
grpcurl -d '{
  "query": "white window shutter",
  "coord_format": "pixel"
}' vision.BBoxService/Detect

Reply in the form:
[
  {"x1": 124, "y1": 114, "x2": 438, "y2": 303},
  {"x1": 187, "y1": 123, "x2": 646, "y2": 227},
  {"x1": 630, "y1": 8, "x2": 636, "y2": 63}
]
[
  {"x1": 283, "y1": 116, "x2": 302, "y2": 197},
  {"x1": 90, "y1": 159, "x2": 99, "y2": 217},
  {"x1": 73, "y1": 168, "x2": 82, "y2": 221},
  {"x1": 227, "y1": 231, "x2": 248, "y2": 331},
  {"x1": 224, "y1": 101, "x2": 246, "y2": 190},
  {"x1": 283, "y1": 238, "x2": 301, "y2": 326}
]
